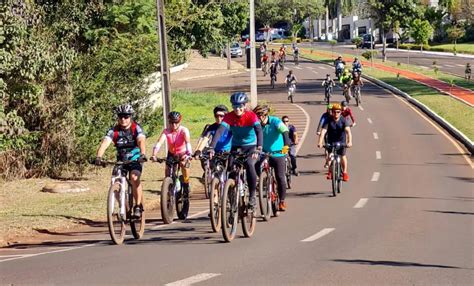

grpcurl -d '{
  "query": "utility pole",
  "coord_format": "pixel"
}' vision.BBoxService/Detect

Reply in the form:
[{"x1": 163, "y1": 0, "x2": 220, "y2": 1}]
[
  {"x1": 249, "y1": 0, "x2": 257, "y2": 108},
  {"x1": 156, "y1": 0, "x2": 171, "y2": 128}
]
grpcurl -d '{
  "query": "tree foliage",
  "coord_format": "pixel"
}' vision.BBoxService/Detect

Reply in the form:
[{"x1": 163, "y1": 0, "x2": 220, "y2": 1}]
[{"x1": 410, "y1": 19, "x2": 434, "y2": 51}]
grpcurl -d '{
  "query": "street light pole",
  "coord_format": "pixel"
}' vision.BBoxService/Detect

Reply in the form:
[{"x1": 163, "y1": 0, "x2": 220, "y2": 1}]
[
  {"x1": 249, "y1": 0, "x2": 257, "y2": 108},
  {"x1": 156, "y1": 0, "x2": 171, "y2": 128}
]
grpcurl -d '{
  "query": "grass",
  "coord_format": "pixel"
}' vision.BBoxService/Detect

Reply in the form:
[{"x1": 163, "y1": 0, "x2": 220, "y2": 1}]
[
  {"x1": 298, "y1": 49, "x2": 474, "y2": 141},
  {"x1": 430, "y1": 42, "x2": 474, "y2": 54},
  {"x1": 0, "y1": 91, "x2": 228, "y2": 246}
]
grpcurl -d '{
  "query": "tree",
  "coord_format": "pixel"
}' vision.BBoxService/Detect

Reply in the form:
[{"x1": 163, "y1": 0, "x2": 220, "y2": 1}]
[
  {"x1": 220, "y1": 1, "x2": 249, "y2": 69},
  {"x1": 446, "y1": 25, "x2": 465, "y2": 54},
  {"x1": 367, "y1": 0, "x2": 423, "y2": 61},
  {"x1": 410, "y1": 19, "x2": 434, "y2": 51}
]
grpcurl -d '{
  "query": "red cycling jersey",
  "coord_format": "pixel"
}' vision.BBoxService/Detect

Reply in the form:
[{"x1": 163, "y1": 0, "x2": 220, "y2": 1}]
[{"x1": 342, "y1": 108, "x2": 355, "y2": 124}]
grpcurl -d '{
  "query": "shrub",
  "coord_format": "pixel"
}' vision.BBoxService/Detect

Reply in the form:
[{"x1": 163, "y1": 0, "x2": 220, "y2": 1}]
[{"x1": 361, "y1": 50, "x2": 378, "y2": 60}]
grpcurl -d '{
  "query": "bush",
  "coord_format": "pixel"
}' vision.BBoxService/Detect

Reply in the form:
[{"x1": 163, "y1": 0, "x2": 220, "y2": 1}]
[
  {"x1": 361, "y1": 50, "x2": 378, "y2": 60},
  {"x1": 352, "y1": 37, "x2": 362, "y2": 48}
]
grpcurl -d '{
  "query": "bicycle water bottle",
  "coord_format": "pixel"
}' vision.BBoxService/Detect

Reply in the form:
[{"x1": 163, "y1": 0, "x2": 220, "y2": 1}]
[{"x1": 175, "y1": 178, "x2": 181, "y2": 191}]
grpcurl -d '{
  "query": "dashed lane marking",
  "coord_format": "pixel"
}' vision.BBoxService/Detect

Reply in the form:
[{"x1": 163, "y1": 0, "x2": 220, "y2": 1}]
[
  {"x1": 318, "y1": 66, "x2": 327, "y2": 70},
  {"x1": 294, "y1": 66, "x2": 303, "y2": 70},
  {"x1": 311, "y1": 70, "x2": 319, "y2": 75},
  {"x1": 376, "y1": 151, "x2": 382, "y2": 160},
  {"x1": 353, "y1": 198, "x2": 369, "y2": 208},
  {"x1": 373, "y1": 132, "x2": 379, "y2": 140},
  {"x1": 307, "y1": 66, "x2": 315, "y2": 70},
  {"x1": 165, "y1": 273, "x2": 221, "y2": 286},
  {"x1": 0, "y1": 243, "x2": 99, "y2": 263},
  {"x1": 358, "y1": 105, "x2": 364, "y2": 111},
  {"x1": 456, "y1": 64, "x2": 465, "y2": 67},
  {"x1": 301, "y1": 228, "x2": 335, "y2": 242},
  {"x1": 371, "y1": 172, "x2": 380, "y2": 182},
  {"x1": 367, "y1": 118, "x2": 373, "y2": 124}
]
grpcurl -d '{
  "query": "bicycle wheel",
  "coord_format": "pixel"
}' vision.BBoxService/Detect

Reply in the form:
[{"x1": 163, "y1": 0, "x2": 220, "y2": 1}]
[
  {"x1": 241, "y1": 190, "x2": 256, "y2": 238},
  {"x1": 271, "y1": 77, "x2": 275, "y2": 89},
  {"x1": 129, "y1": 185, "x2": 145, "y2": 240},
  {"x1": 286, "y1": 158, "x2": 292, "y2": 190},
  {"x1": 221, "y1": 178, "x2": 239, "y2": 242},
  {"x1": 176, "y1": 176, "x2": 189, "y2": 220},
  {"x1": 160, "y1": 177, "x2": 175, "y2": 224},
  {"x1": 271, "y1": 176, "x2": 280, "y2": 217},
  {"x1": 203, "y1": 165, "x2": 210, "y2": 199},
  {"x1": 290, "y1": 92, "x2": 294, "y2": 103},
  {"x1": 107, "y1": 182, "x2": 125, "y2": 245},
  {"x1": 331, "y1": 161, "x2": 337, "y2": 197},
  {"x1": 258, "y1": 170, "x2": 271, "y2": 221},
  {"x1": 336, "y1": 160, "x2": 342, "y2": 194},
  {"x1": 209, "y1": 177, "x2": 222, "y2": 232}
]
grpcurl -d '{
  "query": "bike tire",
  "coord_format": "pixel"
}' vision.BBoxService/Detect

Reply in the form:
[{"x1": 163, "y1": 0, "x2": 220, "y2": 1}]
[
  {"x1": 209, "y1": 177, "x2": 222, "y2": 232},
  {"x1": 160, "y1": 177, "x2": 175, "y2": 224},
  {"x1": 221, "y1": 179, "x2": 239, "y2": 242},
  {"x1": 336, "y1": 161, "x2": 342, "y2": 194},
  {"x1": 290, "y1": 93, "x2": 294, "y2": 103},
  {"x1": 258, "y1": 170, "x2": 271, "y2": 221},
  {"x1": 331, "y1": 161, "x2": 337, "y2": 197},
  {"x1": 286, "y1": 158, "x2": 292, "y2": 190},
  {"x1": 241, "y1": 190, "x2": 256, "y2": 238},
  {"x1": 271, "y1": 175, "x2": 280, "y2": 217},
  {"x1": 130, "y1": 185, "x2": 145, "y2": 240},
  {"x1": 203, "y1": 167, "x2": 210, "y2": 199},
  {"x1": 271, "y1": 77, "x2": 275, "y2": 89},
  {"x1": 107, "y1": 182, "x2": 126, "y2": 245}
]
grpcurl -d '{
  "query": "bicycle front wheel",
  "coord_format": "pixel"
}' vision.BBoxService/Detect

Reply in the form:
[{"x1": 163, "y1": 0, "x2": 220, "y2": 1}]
[
  {"x1": 286, "y1": 158, "x2": 292, "y2": 190},
  {"x1": 258, "y1": 170, "x2": 271, "y2": 221},
  {"x1": 221, "y1": 179, "x2": 239, "y2": 242},
  {"x1": 241, "y1": 191, "x2": 256, "y2": 238},
  {"x1": 160, "y1": 177, "x2": 175, "y2": 224},
  {"x1": 130, "y1": 185, "x2": 145, "y2": 240},
  {"x1": 336, "y1": 160, "x2": 342, "y2": 194},
  {"x1": 209, "y1": 177, "x2": 222, "y2": 232},
  {"x1": 331, "y1": 161, "x2": 337, "y2": 197},
  {"x1": 107, "y1": 182, "x2": 126, "y2": 245}
]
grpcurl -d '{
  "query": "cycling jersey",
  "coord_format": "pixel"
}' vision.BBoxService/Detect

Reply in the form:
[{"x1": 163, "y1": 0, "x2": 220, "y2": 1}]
[
  {"x1": 161, "y1": 126, "x2": 191, "y2": 155},
  {"x1": 317, "y1": 112, "x2": 331, "y2": 133},
  {"x1": 340, "y1": 73, "x2": 352, "y2": 84},
  {"x1": 262, "y1": 116, "x2": 289, "y2": 158},
  {"x1": 286, "y1": 75, "x2": 297, "y2": 84},
  {"x1": 105, "y1": 122, "x2": 145, "y2": 161},
  {"x1": 220, "y1": 111, "x2": 261, "y2": 147},
  {"x1": 288, "y1": 124, "x2": 297, "y2": 145},
  {"x1": 323, "y1": 116, "x2": 350, "y2": 143},
  {"x1": 294, "y1": 47, "x2": 299, "y2": 54},
  {"x1": 352, "y1": 76, "x2": 363, "y2": 86},
  {"x1": 342, "y1": 108, "x2": 355, "y2": 124},
  {"x1": 202, "y1": 123, "x2": 232, "y2": 152},
  {"x1": 270, "y1": 63, "x2": 278, "y2": 75},
  {"x1": 262, "y1": 55, "x2": 269, "y2": 63}
]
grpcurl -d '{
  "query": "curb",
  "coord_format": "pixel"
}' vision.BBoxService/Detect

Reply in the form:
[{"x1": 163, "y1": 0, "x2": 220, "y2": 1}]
[
  {"x1": 173, "y1": 69, "x2": 245, "y2": 82},
  {"x1": 299, "y1": 54, "x2": 473, "y2": 154},
  {"x1": 384, "y1": 48, "x2": 474, "y2": 59}
]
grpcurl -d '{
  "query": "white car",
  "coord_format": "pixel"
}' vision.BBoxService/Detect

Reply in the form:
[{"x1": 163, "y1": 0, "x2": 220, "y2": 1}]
[{"x1": 224, "y1": 43, "x2": 243, "y2": 57}]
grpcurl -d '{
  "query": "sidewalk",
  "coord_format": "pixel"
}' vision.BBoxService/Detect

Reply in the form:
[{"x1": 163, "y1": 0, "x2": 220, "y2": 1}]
[
  {"x1": 302, "y1": 48, "x2": 474, "y2": 106},
  {"x1": 171, "y1": 50, "x2": 246, "y2": 83}
]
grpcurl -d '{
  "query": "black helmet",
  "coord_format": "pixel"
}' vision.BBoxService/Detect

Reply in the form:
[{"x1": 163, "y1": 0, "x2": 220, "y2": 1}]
[
  {"x1": 230, "y1": 92, "x2": 248, "y2": 105},
  {"x1": 213, "y1": 105, "x2": 228, "y2": 115},
  {"x1": 115, "y1": 104, "x2": 134, "y2": 115},
  {"x1": 341, "y1": 100, "x2": 348, "y2": 107},
  {"x1": 253, "y1": 105, "x2": 270, "y2": 116},
  {"x1": 168, "y1": 111, "x2": 182, "y2": 123}
]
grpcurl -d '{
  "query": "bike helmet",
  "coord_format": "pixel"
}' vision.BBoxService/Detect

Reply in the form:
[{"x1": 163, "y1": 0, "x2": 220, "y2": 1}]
[
  {"x1": 326, "y1": 104, "x2": 333, "y2": 110},
  {"x1": 331, "y1": 103, "x2": 342, "y2": 111},
  {"x1": 253, "y1": 105, "x2": 270, "y2": 116},
  {"x1": 341, "y1": 101, "x2": 348, "y2": 107},
  {"x1": 230, "y1": 92, "x2": 248, "y2": 105},
  {"x1": 213, "y1": 105, "x2": 228, "y2": 115},
  {"x1": 168, "y1": 111, "x2": 182, "y2": 123},
  {"x1": 115, "y1": 104, "x2": 134, "y2": 115},
  {"x1": 326, "y1": 74, "x2": 331, "y2": 77}
]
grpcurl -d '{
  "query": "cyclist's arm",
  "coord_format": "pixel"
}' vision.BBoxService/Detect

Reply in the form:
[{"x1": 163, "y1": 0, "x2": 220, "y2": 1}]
[
  {"x1": 184, "y1": 127, "x2": 192, "y2": 155},
  {"x1": 254, "y1": 123, "x2": 263, "y2": 149},
  {"x1": 96, "y1": 138, "x2": 112, "y2": 158},
  {"x1": 345, "y1": 126, "x2": 352, "y2": 147},
  {"x1": 316, "y1": 114, "x2": 326, "y2": 134},
  {"x1": 209, "y1": 123, "x2": 227, "y2": 149},
  {"x1": 276, "y1": 119, "x2": 290, "y2": 146},
  {"x1": 318, "y1": 127, "x2": 327, "y2": 147},
  {"x1": 348, "y1": 109, "x2": 356, "y2": 124},
  {"x1": 152, "y1": 132, "x2": 167, "y2": 157},
  {"x1": 137, "y1": 135, "x2": 146, "y2": 156}
]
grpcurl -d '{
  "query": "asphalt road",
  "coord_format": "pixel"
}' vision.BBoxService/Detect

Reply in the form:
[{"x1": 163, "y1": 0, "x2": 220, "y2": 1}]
[
  {"x1": 1, "y1": 57, "x2": 473, "y2": 285},
  {"x1": 301, "y1": 42, "x2": 472, "y2": 77}
]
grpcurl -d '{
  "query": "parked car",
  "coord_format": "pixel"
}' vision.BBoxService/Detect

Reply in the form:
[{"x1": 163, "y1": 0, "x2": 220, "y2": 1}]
[
  {"x1": 224, "y1": 42, "x2": 243, "y2": 57},
  {"x1": 360, "y1": 34, "x2": 376, "y2": 49}
]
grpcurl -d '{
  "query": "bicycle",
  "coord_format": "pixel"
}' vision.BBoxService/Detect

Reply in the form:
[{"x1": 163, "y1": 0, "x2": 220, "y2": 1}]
[
  {"x1": 270, "y1": 72, "x2": 276, "y2": 89},
  {"x1": 206, "y1": 151, "x2": 230, "y2": 233},
  {"x1": 285, "y1": 154, "x2": 292, "y2": 190},
  {"x1": 323, "y1": 84, "x2": 333, "y2": 104},
  {"x1": 342, "y1": 83, "x2": 351, "y2": 103},
  {"x1": 352, "y1": 85, "x2": 362, "y2": 106},
  {"x1": 258, "y1": 152, "x2": 281, "y2": 221},
  {"x1": 287, "y1": 81, "x2": 296, "y2": 103},
  {"x1": 325, "y1": 142, "x2": 346, "y2": 197},
  {"x1": 294, "y1": 53, "x2": 299, "y2": 65},
  {"x1": 154, "y1": 156, "x2": 190, "y2": 224},
  {"x1": 221, "y1": 150, "x2": 257, "y2": 242},
  {"x1": 278, "y1": 59, "x2": 284, "y2": 71},
  {"x1": 199, "y1": 152, "x2": 213, "y2": 199},
  {"x1": 100, "y1": 159, "x2": 146, "y2": 245},
  {"x1": 261, "y1": 62, "x2": 268, "y2": 76}
]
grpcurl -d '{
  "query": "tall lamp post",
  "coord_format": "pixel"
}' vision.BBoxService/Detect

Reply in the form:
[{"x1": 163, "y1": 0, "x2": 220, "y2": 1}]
[
  {"x1": 249, "y1": 0, "x2": 257, "y2": 108},
  {"x1": 156, "y1": 0, "x2": 171, "y2": 128}
]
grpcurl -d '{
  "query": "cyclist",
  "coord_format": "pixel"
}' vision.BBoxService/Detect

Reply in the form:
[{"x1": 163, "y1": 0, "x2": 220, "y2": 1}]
[
  {"x1": 209, "y1": 92, "x2": 263, "y2": 211},
  {"x1": 95, "y1": 104, "x2": 147, "y2": 218},
  {"x1": 279, "y1": 45, "x2": 286, "y2": 62},
  {"x1": 151, "y1": 111, "x2": 193, "y2": 218},
  {"x1": 317, "y1": 103, "x2": 353, "y2": 182},
  {"x1": 316, "y1": 104, "x2": 333, "y2": 168},
  {"x1": 254, "y1": 105, "x2": 291, "y2": 211},
  {"x1": 352, "y1": 57, "x2": 362, "y2": 74},
  {"x1": 293, "y1": 44, "x2": 299, "y2": 63},
  {"x1": 282, "y1": 116, "x2": 299, "y2": 176},
  {"x1": 270, "y1": 60, "x2": 278, "y2": 82},
  {"x1": 270, "y1": 49, "x2": 277, "y2": 62},
  {"x1": 261, "y1": 53, "x2": 269, "y2": 75},
  {"x1": 339, "y1": 68, "x2": 352, "y2": 100},
  {"x1": 350, "y1": 72, "x2": 364, "y2": 101},
  {"x1": 465, "y1": 63, "x2": 471, "y2": 80},
  {"x1": 322, "y1": 74, "x2": 335, "y2": 98},
  {"x1": 334, "y1": 55, "x2": 345, "y2": 78},
  {"x1": 341, "y1": 101, "x2": 356, "y2": 127}
]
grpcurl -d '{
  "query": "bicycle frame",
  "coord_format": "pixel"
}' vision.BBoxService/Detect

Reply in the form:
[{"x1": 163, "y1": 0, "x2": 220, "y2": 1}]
[{"x1": 109, "y1": 165, "x2": 130, "y2": 219}]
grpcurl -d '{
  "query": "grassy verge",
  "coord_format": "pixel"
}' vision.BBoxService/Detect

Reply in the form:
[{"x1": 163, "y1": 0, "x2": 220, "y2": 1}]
[
  {"x1": 296, "y1": 46, "x2": 474, "y2": 91},
  {"x1": 0, "y1": 90, "x2": 228, "y2": 246},
  {"x1": 398, "y1": 42, "x2": 474, "y2": 55},
  {"x1": 298, "y1": 50, "x2": 474, "y2": 141}
]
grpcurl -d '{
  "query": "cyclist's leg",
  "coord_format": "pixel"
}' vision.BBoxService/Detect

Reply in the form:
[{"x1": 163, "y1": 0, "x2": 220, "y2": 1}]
[
  {"x1": 339, "y1": 147, "x2": 348, "y2": 173},
  {"x1": 269, "y1": 156, "x2": 287, "y2": 201},
  {"x1": 128, "y1": 163, "x2": 144, "y2": 214},
  {"x1": 180, "y1": 158, "x2": 191, "y2": 197},
  {"x1": 242, "y1": 146, "x2": 258, "y2": 206}
]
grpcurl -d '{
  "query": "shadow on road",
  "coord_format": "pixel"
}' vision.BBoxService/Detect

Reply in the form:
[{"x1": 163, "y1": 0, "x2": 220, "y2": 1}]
[
  {"x1": 425, "y1": 210, "x2": 474, "y2": 216},
  {"x1": 447, "y1": 176, "x2": 474, "y2": 183},
  {"x1": 331, "y1": 259, "x2": 465, "y2": 269},
  {"x1": 286, "y1": 191, "x2": 331, "y2": 198},
  {"x1": 372, "y1": 195, "x2": 471, "y2": 202}
]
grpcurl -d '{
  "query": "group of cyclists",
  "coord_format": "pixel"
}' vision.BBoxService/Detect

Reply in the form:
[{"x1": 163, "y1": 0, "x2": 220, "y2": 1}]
[
  {"x1": 326, "y1": 55, "x2": 364, "y2": 104},
  {"x1": 261, "y1": 44, "x2": 300, "y2": 94}
]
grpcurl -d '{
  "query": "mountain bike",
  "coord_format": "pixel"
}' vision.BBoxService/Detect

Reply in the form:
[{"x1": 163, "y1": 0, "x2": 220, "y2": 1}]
[
  {"x1": 352, "y1": 85, "x2": 362, "y2": 106},
  {"x1": 270, "y1": 72, "x2": 276, "y2": 89},
  {"x1": 261, "y1": 62, "x2": 268, "y2": 76},
  {"x1": 287, "y1": 81, "x2": 296, "y2": 103},
  {"x1": 285, "y1": 154, "x2": 292, "y2": 190},
  {"x1": 199, "y1": 153, "x2": 212, "y2": 199},
  {"x1": 294, "y1": 53, "x2": 299, "y2": 65},
  {"x1": 258, "y1": 153, "x2": 280, "y2": 221},
  {"x1": 101, "y1": 159, "x2": 146, "y2": 245},
  {"x1": 324, "y1": 84, "x2": 333, "y2": 104},
  {"x1": 206, "y1": 151, "x2": 230, "y2": 233},
  {"x1": 155, "y1": 156, "x2": 190, "y2": 224},
  {"x1": 221, "y1": 150, "x2": 257, "y2": 242},
  {"x1": 325, "y1": 142, "x2": 346, "y2": 197},
  {"x1": 278, "y1": 59, "x2": 284, "y2": 71},
  {"x1": 342, "y1": 83, "x2": 351, "y2": 103}
]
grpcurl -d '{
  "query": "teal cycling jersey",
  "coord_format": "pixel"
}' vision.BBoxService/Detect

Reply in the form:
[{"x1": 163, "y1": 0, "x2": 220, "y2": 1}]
[{"x1": 262, "y1": 116, "x2": 288, "y2": 157}]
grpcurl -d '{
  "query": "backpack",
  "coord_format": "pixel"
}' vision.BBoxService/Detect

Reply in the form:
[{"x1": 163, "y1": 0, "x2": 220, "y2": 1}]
[{"x1": 112, "y1": 121, "x2": 137, "y2": 146}]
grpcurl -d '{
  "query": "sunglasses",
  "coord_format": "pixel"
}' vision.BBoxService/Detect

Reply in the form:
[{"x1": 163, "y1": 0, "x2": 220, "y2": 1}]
[
  {"x1": 232, "y1": 104, "x2": 245, "y2": 109},
  {"x1": 118, "y1": 114, "x2": 131, "y2": 119},
  {"x1": 215, "y1": 113, "x2": 225, "y2": 118},
  {"x1": 283, "y1": 120, "x2": 289, "y2": 123},
  {"x1": 333, "y1": 110, "x2": 341, "y2": 114}
]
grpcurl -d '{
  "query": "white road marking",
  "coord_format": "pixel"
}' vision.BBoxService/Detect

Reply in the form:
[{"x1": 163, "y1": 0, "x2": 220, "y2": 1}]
[
  {"x1": 149, "y1": 209, "x2": 209, "y2": 230},
  {"x1": 293, "y1": 104, "x2": 311, "y2": 155},
  {"x1": 371, "y1": 172, "x2": 380, "y2": 182},
  {"x1": 311, "y1": 70, "x2": 319, "y2": 74},
  {"x1": 165, "y1": 273, "x2": 221, "y2": 286},
  {"x1": 353, "y1": 198, "x2": 369, "y2": 208},
  {"x1": 373, "y1": 132, "x2": 379, "y2": 140},
  {"x1": 376, "y1": 151, "x2": 382, "y2": 160},
  {"x1": 301, "y1": 228, "x2": 335, "y2": 242},
  {"x1": 0, "y1": 243, "x2": 98, "y2": 263},
  {"x1": 307, "y1": 66, "x2": 315, "y2": 70},
  {"x1": 358, "y1": 105, "x2": 364, "y2": 111},
  {"x1": 293, "y1": 66, "x2": 302, "y2": 70},
  {"x1": 318, "y1": 66, "x2": 327, "y2": 70},
  {"x1": 444, "y1": 64, "x2": 455, "y2": 68},
  {"x1": 367, "y1": 118, "x2": 373, "y2": 124},
  {"x1": 455, "y1": 64, "x2": 465, "y2": 67}
]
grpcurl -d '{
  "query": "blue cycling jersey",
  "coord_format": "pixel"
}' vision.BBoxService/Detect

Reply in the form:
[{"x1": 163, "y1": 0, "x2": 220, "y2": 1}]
[
  {"x1": 205, "y1": 123, "x2": 232, "y2": 152},
  {"x1": 262, "y1": 116, "x2": 288, "y2": 158}
]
